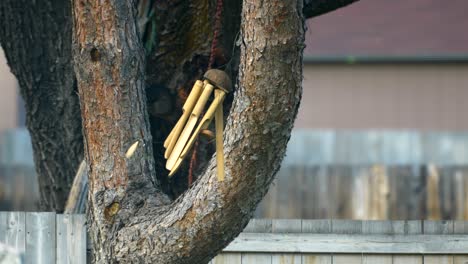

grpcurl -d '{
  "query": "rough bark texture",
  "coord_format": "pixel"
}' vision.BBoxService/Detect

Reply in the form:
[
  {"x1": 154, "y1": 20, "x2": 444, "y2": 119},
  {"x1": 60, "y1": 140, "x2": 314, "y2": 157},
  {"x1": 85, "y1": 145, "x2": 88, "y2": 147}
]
[
  {"x1": 303, "y1": 0, "x2": 360, "y2": 18},
  {"x1": 0, "y1": 0, "x2": 357, "y2": 213},
  {"x1": 73, "y1": 0, "x2": 304, "y2": 262},
  {"x1": 72, "y1": 1, "x2": 172, "y2": 261},
  {"x1": 0, "y1": 0, "x2": 83, "y2": 212}
]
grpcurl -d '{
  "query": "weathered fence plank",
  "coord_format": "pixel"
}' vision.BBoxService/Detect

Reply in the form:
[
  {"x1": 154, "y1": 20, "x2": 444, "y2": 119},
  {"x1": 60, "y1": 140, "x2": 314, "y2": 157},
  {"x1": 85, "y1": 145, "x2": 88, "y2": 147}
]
[
  {"x1": 4, "y1": 129, "x2": 468, "y2": 219},
  {"x1": 301, "y1": 220, "x2": 332, "y2": 264},
  {"x1": 392, "y1": 255, "x2": 423, "y2": 264},
  {"x1": 211, "y1": 253, "x2": 241, "y2": 264},
  {"x1": 25, "y1": 212, "x2": 56, "y2": 264},
  {"x1": 241, "y1": 218, "x2": 273, "y2": 264},
  {"x1": 332, "y1": 254, "x2": 362, "y2": 264},
  {"x1": 255, "y1": 164, "x2": 468, "y2": 220},
  {"x1": 241, "y1": 253, "x2": 271, "y2": 264},
  {"x1": 362, "y1": 220, "x2": 392, "y2": 263},
  {"x1": 331, "y1": 220, "x2": 362, "y2": 263},
  {"x1": 56, "y1": 214, "x2": 86, "y2": 264},
  {"x1": 271, "y1": 220, "x2": 302, "y2": 264},
  {"x1": 0, "y1": 211, "x2": 25, "y2": 252},
  {"x1": 423, "y1": 221, "x2": 454, "y2": 264},
  {"x1": 391, "y1": 221, "x2": 423, "y2": 264},
  {"x1": 1, "y1": 214, "x2": 468, "y2": 264},
  {"x1": 454, "y1": 256, "x2": 468, "y2": 264},
  {"x1": 271, "y1": 253, "x2": 301, "y2": 264},
  {"x1": 302, "y1": 254, "x2": 332, "y2": 264},
  {"x1": 224, "y1": 233, "x2": 468, "y2": 254}
]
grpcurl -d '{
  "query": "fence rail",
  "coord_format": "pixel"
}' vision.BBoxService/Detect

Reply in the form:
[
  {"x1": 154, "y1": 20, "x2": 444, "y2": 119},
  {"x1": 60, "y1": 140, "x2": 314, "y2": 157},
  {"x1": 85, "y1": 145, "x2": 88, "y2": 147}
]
[{"x1": 1, "y1": 212, "x2": 468, "y2": 264}]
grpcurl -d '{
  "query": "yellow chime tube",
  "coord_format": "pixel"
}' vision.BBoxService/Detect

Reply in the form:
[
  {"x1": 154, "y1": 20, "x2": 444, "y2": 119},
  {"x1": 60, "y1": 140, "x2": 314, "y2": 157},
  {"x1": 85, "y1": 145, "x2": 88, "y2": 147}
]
[{"x1": 164, "y1": 69, "x2": 232, "y2": 181}]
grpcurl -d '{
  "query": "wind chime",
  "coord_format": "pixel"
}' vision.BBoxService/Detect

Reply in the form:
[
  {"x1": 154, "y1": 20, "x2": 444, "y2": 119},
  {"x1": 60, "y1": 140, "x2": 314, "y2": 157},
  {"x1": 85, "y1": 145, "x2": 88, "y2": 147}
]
[
  {"x1": 163, "y1": 69, "x2": 231, "y2": 181},
  {"x1": 163, "y1": 0, "x2": 228, "y2": 181}
]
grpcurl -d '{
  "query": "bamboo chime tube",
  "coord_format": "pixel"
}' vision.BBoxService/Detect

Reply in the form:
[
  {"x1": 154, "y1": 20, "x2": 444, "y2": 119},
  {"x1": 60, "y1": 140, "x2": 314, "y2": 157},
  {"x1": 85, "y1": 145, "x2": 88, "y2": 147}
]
[
  {"x1": 164, "y1": 69, "x2": 232, "y2": 181},
  {"x1": 166, "y1": 81, "x2": 215, "y2": 171},
  {"x1": 164, "y1": 80, "x2": 204, "y2": 157}
]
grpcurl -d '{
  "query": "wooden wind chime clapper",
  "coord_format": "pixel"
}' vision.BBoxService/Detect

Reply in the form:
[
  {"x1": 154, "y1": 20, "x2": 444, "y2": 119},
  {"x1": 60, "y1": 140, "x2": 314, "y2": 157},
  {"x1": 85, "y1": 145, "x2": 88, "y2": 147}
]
[{"x1": 163, "y1": 69, "x2": 232, "y2": 181}]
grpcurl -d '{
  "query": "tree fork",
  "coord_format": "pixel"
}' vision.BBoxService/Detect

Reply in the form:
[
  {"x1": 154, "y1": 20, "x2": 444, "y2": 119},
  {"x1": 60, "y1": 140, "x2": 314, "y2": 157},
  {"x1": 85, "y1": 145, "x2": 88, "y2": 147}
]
[{"x1": 74, "y1": 0, "x2": 304, "y2": 261}]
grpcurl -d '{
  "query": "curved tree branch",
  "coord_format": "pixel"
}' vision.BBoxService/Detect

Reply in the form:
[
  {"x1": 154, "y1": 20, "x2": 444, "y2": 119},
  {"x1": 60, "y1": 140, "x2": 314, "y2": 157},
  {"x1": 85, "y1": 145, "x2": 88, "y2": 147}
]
[
  {"x1": 303, "y1": 0, "x2": 360, "y2": 19},
  {"x1": 73, "y1": 0, "x2": 304, "y2": 263}
]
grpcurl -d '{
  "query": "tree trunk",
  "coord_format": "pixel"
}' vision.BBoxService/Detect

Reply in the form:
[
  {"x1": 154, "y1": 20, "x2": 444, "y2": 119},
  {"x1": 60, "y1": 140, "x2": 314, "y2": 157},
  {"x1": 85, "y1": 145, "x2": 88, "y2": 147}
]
[
  {"x1": 0, "y1": 0, "x2": 83, "y2": 212},
  {"x1": 0, "y1": 0, "x2": 359, "y2": 213},
  {"x1": 73, "y1": 0, "x2": 304, "y2": 262}
]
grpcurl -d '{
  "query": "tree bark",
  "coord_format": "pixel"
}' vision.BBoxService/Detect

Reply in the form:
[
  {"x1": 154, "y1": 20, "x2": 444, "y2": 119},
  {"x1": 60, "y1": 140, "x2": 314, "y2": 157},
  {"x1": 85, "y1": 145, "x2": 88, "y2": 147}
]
[
  {"x1": 73, "y1": 0, "x2": 304, "y2": 263},
  {"x1": 0, "y1": 0, "x2": 83, "y2": 212},
  {"x1": 0, "y1": 0, "x2": 357, "y2": 213}
]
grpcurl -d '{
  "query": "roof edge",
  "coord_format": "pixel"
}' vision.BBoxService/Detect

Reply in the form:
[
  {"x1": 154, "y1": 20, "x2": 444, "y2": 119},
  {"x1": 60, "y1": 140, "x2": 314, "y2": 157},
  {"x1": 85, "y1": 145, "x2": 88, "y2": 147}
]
[{"x1": 303, "y1": 55, "x2": 468, "y2": 64}]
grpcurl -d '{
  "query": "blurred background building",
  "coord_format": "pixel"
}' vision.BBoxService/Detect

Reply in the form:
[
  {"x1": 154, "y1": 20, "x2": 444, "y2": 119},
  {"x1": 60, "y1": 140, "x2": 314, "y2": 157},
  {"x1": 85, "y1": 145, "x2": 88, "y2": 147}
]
[{"x1": 1, "y1": 0, "x2": 468, "y2": 218}]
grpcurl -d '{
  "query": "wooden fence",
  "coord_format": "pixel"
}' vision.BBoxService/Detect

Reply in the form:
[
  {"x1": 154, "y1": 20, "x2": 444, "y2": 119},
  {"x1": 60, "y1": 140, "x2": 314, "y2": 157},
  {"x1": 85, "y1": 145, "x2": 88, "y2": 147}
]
[
  {"x1": 1, "y1": 212, "x2": 468, "y2": 264},
  {"x1": 254, "y1": 130, "x2": 468, "y2": 220},
  {"x1": 2, "y1": 129, "x2": 468, "y2": 218},
  {"x1": 256, "y1": 164, "x2": 468, "y2": 220},
  {"x1": 0, "y1": 212, "x2": 86, "y2": 264}
]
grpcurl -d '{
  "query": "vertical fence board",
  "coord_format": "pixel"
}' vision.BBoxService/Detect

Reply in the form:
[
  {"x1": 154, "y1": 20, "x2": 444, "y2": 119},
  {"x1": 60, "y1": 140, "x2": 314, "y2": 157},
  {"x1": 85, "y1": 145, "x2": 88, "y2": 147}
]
[
  {"x1": 56, "y1": 214, "x2": 86, "y2": 264},
  {"x1": 333, "y1": 255, "x2": 362, "y2": 264},
  {"x1": 301, "y1": 166, "x2": 316, "y2": 219},
  {"x1": 243, "y1": 219, "x2": 272, "y2": 233},
  {"x1": 362, "y1": 220, "x2": 392, "y2": 263},
  {"x1": 271, "y1": 220, "x2": 301, "y2": 264},
  {"x1": 276, "y1": 168, "x2": 291, "y2": 218},
  {"x1": 317, "y1": 166, "x2": 330, "y2": 218},
  {"x1": 0, "y1": 211, "x2": 25, "y2": 252},
  {"x1": 242, "y1": 219, "x2": 272, "y2": 263},
  {"x1": 241, "y1": 253, "x2": 271, "y2": 264},
  {"x1": 25, "y1": 212, "x2": 56, "y2": 264},
  {"x1": 212, "y1": 253, "x2": 242, "y2": 264},
  {"x1": 351, "y1": 166, "x2": 370, "y2": 219},
  {"x1": 271, "y1": 254, "x2": 301, "y2": 264},
  {"x1": 302, "y1": 254, "x2": 332, "y2": 264},
  {"x1": 454, "y1": 220, "x2": 468, "y2": 234},
  {"x1": 255, "y1": 164, "x2": 468, "y2": 220},
  {"x1": 423, "y1": 257, "x2": 453, "y2": 264},
  {"x1": 465, "y1": 168, "x2": 468, "y2": 220},
  {"x1": 439, "y1": 167, "x2": 456, "y2": 219},
  {"x1": 455, "y1": 170, "x2": 465, "y2": 220},
  {"x1": 363, "y1": 255, "x2": 392, "y2": 264},
  {"x1": 331, "y1": 220, "x2": 362, "y2": 263},
  {"x1": 392, "y1": 255, "x2": 423, "y2": 264},
  {"x1": 301, "y1": 220, "x2": 331, "y2": 233},
  {"x1": 423, "y1": 220, "x2": 454, "y2": 264},
  {"x1": 301, "y1": 220, "x2": 332, "y2": 264},
  {"x1": 391, "y1": 221, "x2": 423, "y2": 263},
  {"x1": 454, "y1": 256, "x2": 468, "y2": 264}
]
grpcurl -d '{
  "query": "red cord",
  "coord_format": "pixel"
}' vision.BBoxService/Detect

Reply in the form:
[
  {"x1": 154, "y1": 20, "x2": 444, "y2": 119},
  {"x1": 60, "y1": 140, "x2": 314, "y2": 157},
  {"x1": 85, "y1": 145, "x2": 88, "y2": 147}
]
[
  {"x1": 188, "y1": 0, "x2": 224, "y2": 185},
  {"x1": 208, "y1": 0, "x2": 224, "y2": 70}
]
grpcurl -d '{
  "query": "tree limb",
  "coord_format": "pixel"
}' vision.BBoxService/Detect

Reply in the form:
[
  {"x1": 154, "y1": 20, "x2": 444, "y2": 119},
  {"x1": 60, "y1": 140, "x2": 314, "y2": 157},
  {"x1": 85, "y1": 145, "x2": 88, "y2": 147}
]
[
  {"x1": 112, "y1": 0, "x2": 305, "y2": 262},
  {"x1": 303, "y1": 0, "x2": 360, "y2": 19},
  {"x1": 74, "y1": 0, "x2": 304, "y2": 262}
]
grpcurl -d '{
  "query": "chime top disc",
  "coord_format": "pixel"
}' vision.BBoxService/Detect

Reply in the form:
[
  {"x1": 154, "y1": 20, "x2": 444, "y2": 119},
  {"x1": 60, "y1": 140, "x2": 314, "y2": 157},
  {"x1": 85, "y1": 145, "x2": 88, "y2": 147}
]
[{"x1": 204, "y1": 69, "x2": 232, "y2": 93}]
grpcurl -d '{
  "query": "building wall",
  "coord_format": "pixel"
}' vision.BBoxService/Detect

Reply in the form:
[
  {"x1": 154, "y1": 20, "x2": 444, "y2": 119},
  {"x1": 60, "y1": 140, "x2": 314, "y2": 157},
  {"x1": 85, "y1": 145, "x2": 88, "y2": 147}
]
[
  {"x1": 0, "y1": 48, "x2": 17, "y2": 132},
  {"x1": 297, "y1": 63, "x2": 468, "y2": 131},
  {"x1": 2, "y1": 51, "x2": 468, "y2": 132}
]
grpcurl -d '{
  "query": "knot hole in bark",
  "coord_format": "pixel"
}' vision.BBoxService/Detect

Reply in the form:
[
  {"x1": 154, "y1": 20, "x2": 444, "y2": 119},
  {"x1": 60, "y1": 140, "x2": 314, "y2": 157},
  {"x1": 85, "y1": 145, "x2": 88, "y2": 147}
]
[{"x1": 90, "y1": 48, "x2": 100, "y2": 62}]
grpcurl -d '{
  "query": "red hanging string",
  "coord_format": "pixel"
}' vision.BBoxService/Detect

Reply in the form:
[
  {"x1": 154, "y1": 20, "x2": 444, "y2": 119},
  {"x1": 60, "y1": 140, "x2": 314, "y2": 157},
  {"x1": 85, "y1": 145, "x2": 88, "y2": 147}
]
[
  {"x1": 208, "y1": 0, "x2": 224, "y2": 70},
  {"x1": 188, "y1": 0, "x2": 224, "y2": 186}
]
